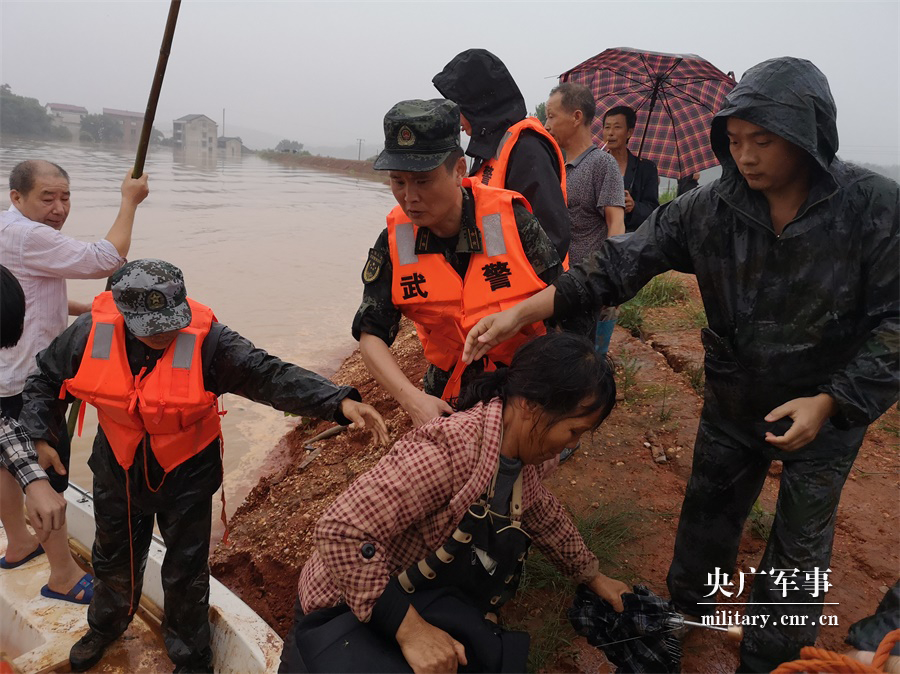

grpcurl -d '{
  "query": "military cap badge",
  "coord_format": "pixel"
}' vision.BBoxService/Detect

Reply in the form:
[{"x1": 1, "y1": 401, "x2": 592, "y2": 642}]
[
  {"x1": 397, "y1": 126, "x2": 415, "y2": 147},
  {"x1": 145, "y1": 290, "x2": 167, "y2": 311}
]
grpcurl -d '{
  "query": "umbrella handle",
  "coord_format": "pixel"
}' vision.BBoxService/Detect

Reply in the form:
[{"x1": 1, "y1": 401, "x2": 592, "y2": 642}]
[{"x1": 682, "y1": 618, "x2": 743, "y2": 641}]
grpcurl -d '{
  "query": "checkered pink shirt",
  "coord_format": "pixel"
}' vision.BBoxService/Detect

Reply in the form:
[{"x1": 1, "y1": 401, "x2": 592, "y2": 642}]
[
  {"x1": 298, "y1": 398, "x2": 600, "y2": 621},
  {"x1": 0, "y1": 206, "x2": 124, "y2": 395}
]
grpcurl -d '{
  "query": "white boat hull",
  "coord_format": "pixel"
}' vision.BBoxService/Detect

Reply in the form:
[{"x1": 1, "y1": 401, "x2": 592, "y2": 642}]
[{"x1": 0, "y1": 483, "x2": 283, "y2": 673}]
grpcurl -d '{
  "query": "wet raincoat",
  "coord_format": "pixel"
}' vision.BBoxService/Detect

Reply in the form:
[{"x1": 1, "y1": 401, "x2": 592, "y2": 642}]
[
  {"x1": 433, "y1": 48, "x2": 572, "y2": 259},
  {"x1": 19, "y1": 313, "x2": 361, "y2": 670},
  {"x1": 553, "y1": 57, "x2": 899, "y2": 671}
]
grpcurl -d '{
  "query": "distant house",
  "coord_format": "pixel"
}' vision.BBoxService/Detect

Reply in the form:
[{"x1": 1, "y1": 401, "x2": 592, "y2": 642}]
[
  {"x1": 218, "y1": 136, "x2": 242, "y2": 158},
  {"x1": 173, "y1": 114, "x2": 217, "y2": 154},
  {"x1": 103, "y1": 108, "x2": 144, "y2": 144},
  {"x1": 45, "y1": 103, "x2": 87, "y2": 137}
]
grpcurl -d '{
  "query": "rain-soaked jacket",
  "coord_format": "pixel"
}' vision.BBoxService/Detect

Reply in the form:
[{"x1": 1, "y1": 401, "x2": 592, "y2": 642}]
[
  {"x1": 19, "y1": 313, "x2": 360, "y2": 508},
  {"x1": 433, "y1": 48, "x2": 572, "y2": 259},
  {"x1": 554, "y1": 57, "x2": 899, "y2": 432}
]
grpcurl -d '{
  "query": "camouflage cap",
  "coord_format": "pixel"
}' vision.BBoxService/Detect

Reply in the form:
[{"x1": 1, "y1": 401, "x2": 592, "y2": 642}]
[
  {"x1": 373, "y1": 99, "x2": 461, "y2": 172},
  {"x1": 109, "y1": 259, "x2": 191, "y2": 337}
]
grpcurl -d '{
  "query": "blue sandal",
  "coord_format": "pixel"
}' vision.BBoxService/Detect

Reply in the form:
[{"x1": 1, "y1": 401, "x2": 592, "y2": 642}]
[
  {"x1": 0, "y1": 544, "x2": 45, "y2": 569},
  {"x1": 41, "y1": 572, "x2": 94, "y2": 605}
]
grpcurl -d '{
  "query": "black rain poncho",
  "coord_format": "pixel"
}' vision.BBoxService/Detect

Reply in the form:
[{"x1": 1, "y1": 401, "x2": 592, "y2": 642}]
[
  {"x1": 433, "y1": 48, "x2": 573, "y2": 259},
  {"x1": 554, "y1": 57, "x2": 899, "y2": 433},
  {"x1": 553, "y1": 56, "x2": 899, "y2": 671},
  {"x1": 19, "y1": 313, "x2": 361, "y2": 668}
]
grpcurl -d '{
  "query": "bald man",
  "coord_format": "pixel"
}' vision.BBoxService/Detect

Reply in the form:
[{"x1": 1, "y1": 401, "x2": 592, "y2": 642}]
[{"x1": 0, "y1": 160, "x2": 148, "y2": 605}]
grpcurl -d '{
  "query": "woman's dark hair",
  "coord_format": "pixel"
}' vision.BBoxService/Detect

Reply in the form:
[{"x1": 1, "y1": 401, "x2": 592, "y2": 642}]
[
  {"x1": 457, "y1": 332, "x2": 616, "y2": 430},
  {"x1": 1, "y1": 265, "x2": 26, "y2": 349}
]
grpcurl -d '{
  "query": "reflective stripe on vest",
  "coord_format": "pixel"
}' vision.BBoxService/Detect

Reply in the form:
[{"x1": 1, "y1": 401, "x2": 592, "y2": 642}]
[
  {"x1": 386, "y1": 180, "x2": 547, "y2": 399},
  {"x1": 395, "y1": 222, "x2": 418, "y2": 266},
  {"x1": 172, "y1": 332, "x2": 196, "y2": 370},
  {"x1": 91, "y1": 323, "x2": 115, "y2": 359}
]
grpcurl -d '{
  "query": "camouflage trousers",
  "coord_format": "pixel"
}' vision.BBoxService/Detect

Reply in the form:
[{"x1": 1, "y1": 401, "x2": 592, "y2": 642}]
[
  {"x1": 89, "y1": 469, "x2": 214, "y2": 670},
  {"x1": 666, "y1": 407, "x2": 864, "y2": 672}
]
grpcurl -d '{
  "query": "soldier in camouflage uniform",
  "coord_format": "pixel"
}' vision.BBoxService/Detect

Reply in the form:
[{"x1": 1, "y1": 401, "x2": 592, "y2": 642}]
[
  {"x1": 353, "y1": 99, "x2": 564, "y2": 427},
  {"x1": 18, "y1": 259, "x2": 388, "y2": 673},
  {"x1": 463, "y1": 57, "x2": 899, "y2": 671}
]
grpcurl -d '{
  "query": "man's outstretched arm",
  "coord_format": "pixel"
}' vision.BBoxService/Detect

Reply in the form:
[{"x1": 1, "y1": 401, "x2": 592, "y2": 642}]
[{"x1": 360, "y1": 332, "x2": 451, "y2": 427}]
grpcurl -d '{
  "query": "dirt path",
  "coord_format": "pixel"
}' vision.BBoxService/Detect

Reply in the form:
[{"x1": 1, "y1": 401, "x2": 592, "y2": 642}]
[{"x1": 210, "y1": 273, "x2": 899, "y2": 671}]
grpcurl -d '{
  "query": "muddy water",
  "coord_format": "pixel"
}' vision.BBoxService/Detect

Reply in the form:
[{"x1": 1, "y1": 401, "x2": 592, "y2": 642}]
[{"x1": 0, "y1": 141, "x2": 395, "y2": 521}]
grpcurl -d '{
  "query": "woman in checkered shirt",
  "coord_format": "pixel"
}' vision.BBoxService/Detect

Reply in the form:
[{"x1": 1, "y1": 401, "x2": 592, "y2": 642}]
[
  {"x1": 0, "y1": 265, "x2": 67, "y2": 551},
  {"x1": 281, "y1": 332, "x2": 629, "y2": 673}
]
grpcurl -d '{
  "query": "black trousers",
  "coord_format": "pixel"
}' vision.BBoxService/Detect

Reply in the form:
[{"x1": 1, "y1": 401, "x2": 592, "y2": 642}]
[
  {"x1": 89, "y1": 467, "x2": 214, "y2": 668},
  {"x1": 280, "y1": 589, "x2": 529, "y2": 673},
  {"x1": 666, "y1": 408, "x2": 863, "y2": 672}
]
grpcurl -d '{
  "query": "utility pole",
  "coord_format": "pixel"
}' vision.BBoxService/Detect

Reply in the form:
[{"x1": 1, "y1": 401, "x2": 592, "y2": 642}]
[
  {"x1": 356, "y1": 138, "x2": 364, "y2": 161},
  {"x1": 222, "y1": 108, "x2": 225, "y2": 138}
]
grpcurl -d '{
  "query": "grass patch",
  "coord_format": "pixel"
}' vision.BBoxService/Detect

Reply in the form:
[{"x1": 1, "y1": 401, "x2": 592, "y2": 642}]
[
  {"x1": 681, "y1": 301, "x2": 708, "y2": 328},
  {"x1": 685, "y1": 364, "x2": 705, "y2": 396},
  {"x1": 615, "y1": 354, "x2": 642, "y2": 403},
  {"x1": 659, "y1": 185, "x2": 677, "y2": 205},
  {"x1": 616, "y1": 302, "x2": 645, "y2": 337},
  {"x1": 875, "y1": 408, "x2": 899, "y2": 437},
  {"x1": 515, "y1": 508, "x2": 639, "y2": 671},
  {"x1": 631, "y1": 273, "x2": 689, "y2": 308},
  {"x1": 618, "y1": 273, "x2": 689, "y2": 334},
  {"x1": 748, "y1": 499, "x2": 774, "y2": 541}
]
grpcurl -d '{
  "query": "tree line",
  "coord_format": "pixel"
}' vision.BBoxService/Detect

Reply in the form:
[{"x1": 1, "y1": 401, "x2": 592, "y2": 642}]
[{"x1": 0, "y1": 84, "x2": 163, "y2": 144}]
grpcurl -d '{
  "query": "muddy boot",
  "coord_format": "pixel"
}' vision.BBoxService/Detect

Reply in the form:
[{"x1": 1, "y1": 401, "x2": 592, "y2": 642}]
[
  {"x1": 69, "y1": 629, "x2": 119, "y2": 672},
  {"x1": 172, "y1": 658, "x2": 213, "y2": 673}
]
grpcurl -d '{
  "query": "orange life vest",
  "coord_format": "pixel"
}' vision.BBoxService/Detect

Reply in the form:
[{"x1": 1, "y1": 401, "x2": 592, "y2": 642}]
[
  {"x1": 471, "y1": 116, "x2": 568, "y2": 203},
  {"x1": 61, "y1": 292, "x2": 222, "y2": 473},
  {"x1": 387, "y1": 179, "x2": 547, "y2": 401}
]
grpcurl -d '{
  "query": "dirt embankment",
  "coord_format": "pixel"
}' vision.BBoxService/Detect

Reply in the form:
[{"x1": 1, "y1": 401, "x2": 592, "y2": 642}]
[
  {"x1": 211, "y1": 273, "x2": 899, "y2": 672},
  {"x1": 258, "y1": 152, "x2": 388, "y2": 185}
]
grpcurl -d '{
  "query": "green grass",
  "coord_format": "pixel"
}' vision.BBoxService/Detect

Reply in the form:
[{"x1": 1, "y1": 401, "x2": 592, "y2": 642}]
[
  {"x1": 618, "y1": 274, "x2": 690, "y2": 337},
  {"x1": 875, "y1": 407, "x2": 899, "y2": 437},
  {"x1": 685, "y1": 364, "x2": 705, "y2": 396},
  {"x1": 655, "y1": 371, "x2": 674, "y2": 422},
  {"x1": 748, "y1": 499, "x2": 774, "y2": 541},
  {"x1": 616, "y1": 302, "x2": 645, "y2": 337},
  {"x1": 615, "y1": 354, "x2": 643, "y2": 403},
  {"x1": 659, "y1": 185, "x2": 677, "y2": 205},
  {"x1": 630, "y1": 273, "x2": 690, "y2": 308},
  {"x1": 681, "y1": 301, "x2": 708, "y2": 328},
  {"x1": 515, "y1": 508, "x2": 639, "y2": 671}
]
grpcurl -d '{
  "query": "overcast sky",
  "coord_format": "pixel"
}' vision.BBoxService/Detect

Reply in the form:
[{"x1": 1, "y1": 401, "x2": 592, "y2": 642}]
[{"x1": 2, "y1": 1, "x2": 898, "y2": 163}]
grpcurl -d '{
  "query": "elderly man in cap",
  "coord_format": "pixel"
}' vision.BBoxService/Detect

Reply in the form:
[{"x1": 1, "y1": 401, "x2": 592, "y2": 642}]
[
  {"x1": 353, "y1": 99, "x2": 563, "y2": 425},
  {"x1": 18, "y1": 258, "x2": 388, "y2": 673}
]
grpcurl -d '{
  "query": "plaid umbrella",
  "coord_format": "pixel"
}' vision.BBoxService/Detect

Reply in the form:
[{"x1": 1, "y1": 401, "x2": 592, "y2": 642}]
[
  {"x1": 569, "y1": 584, "x2": 683, "y2": 673},
  {"x1": 560, "y1": 47, "x2": 735, "y2": 179}
]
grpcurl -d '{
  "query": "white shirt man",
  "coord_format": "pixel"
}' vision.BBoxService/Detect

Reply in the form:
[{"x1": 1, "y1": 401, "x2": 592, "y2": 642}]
[{"x1": 0, "y1": 159, "x2": 148, "y2": 603}]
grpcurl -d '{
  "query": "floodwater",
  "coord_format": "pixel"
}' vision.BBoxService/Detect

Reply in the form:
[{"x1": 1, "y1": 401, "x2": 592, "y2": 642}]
[{"x1": 0, "y1": 140, "x2": 396, "y2": 521}]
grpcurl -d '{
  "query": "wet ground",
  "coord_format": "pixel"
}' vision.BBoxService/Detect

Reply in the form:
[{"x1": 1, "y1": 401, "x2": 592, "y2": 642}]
[{"x1": 210, "y1": 273, "x2": 899, "y2": 672}]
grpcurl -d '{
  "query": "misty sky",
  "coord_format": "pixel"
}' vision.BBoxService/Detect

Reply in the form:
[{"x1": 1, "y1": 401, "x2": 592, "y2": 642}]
[{"x1": 2, "y1": 1, "x2": 898, "y2": 164}]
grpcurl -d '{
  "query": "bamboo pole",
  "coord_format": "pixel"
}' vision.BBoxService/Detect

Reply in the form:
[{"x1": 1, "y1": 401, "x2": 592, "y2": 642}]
[
  {"x1": 68, "y1": 1, "x2": 182, "y2": 439},
  {"x1": 133, "y1": 0, "x2": 182, "y2": 178}
]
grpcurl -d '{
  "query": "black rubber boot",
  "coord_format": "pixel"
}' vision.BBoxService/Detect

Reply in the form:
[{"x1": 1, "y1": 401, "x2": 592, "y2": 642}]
[{"x1": 69, "y1": 629, "x2": 118, "y2": 672}]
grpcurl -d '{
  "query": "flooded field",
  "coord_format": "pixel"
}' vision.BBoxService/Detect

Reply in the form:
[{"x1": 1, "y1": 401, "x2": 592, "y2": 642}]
[{"x1": 0, "y1": 141, "x2": 396, "y2": 522}]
